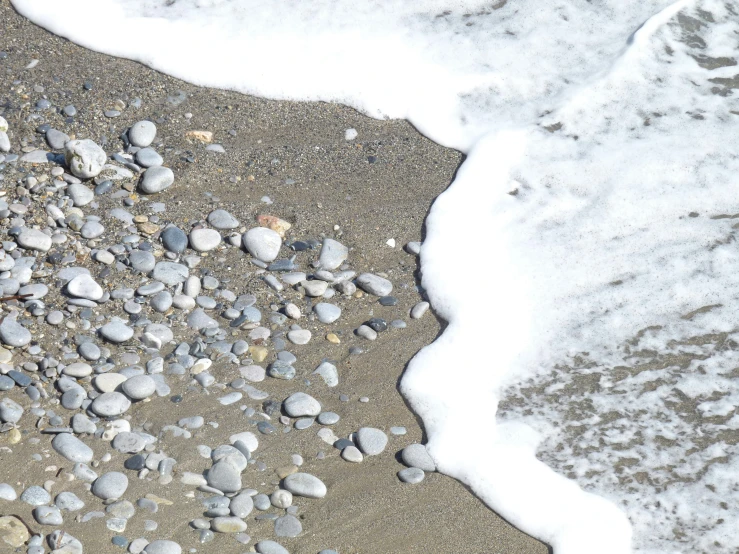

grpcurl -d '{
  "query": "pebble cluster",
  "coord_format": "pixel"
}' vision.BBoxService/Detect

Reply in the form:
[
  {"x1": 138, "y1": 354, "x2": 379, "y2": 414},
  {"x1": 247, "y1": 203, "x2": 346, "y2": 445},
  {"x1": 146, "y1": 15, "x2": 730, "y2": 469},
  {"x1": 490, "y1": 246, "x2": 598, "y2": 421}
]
[{"x1": 0, "y1": 106, "x2": 435, "y2": 554}]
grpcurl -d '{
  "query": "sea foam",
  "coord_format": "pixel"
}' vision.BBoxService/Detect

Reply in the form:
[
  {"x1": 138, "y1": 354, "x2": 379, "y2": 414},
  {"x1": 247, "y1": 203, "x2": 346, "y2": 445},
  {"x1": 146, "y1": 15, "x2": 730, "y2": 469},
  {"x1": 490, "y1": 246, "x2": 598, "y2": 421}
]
[{"x1": 11, "y1": 0, "x2": 739, "y2": 551}]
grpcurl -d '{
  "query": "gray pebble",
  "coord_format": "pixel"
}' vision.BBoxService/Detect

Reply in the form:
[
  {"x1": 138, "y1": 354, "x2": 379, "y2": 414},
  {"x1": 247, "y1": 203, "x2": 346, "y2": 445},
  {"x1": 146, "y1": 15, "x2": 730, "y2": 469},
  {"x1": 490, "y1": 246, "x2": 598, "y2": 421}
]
[
  {"x1": 34, "y1": 505, "x2": 63, "y2": 525},
  {"x1": 90, "y1": 392, "x2": 131, "y2": 416},
  {"x1": 356, "y1": 273, "x2": 393, "y2": 296},
  {"x1": 135, "y1": 148, "x2": 163, "y2": 168},
  {"x1": 401, "y1": 443, "x2": 436, "y2": 472},
  {"x1": 207, "y1": 209, "x2": 240, "y2": 229},
  {"x1": 15, "y1": 228, "x2": 51, "y2": 252},
  {"x1": 152, "y1": 262, "x2": 188, "y2": 285},
  {"x1": 255, "y1": 541, "x2": 290, "y2": 554},
  {"x1": 341, "y1": 446, "x2": 363, "y2": 463},
  {"x1": 253, "y1": 493, "x2": 270, "y2": 511},
  {"x1": 398, "y1": 467, "x2": 425, "y2": 484},
  {"x1": 139, "y1": 166, "x2": 174, "y2": 194},
  {"x1": 411, "y1": 301, "x2": 430, "y2": 319},
  {"x1": 318, "y1": 238, "x2": 348, "y2": 270},
  {"x1": 143, "y1": 540, "x2": 181, "y2": 554},
  {"x1": 129, "y1": 121, "x2": 157, "y2": 148},
  {"x1": 65, "y1": 139, "x2": 106, "y2": 179},
  {"x1": 207, "y1": 460, "x2": 242, "y2": 493},
  {"x1": 242, "y1": 227, "x2": 281, "y2": 262},
  {"x1": 55, "y1": 491, "x2": 85, "y2": 512},
  {"x1": 0, "y1": 397, "x2": 23, "y2": 423},
  {"x1": 313, "y1": 302, "x2": 341, "y2": 324},
  {"x1": 99, "y1": 318, "x2": 134, "y2": 343},
  {"x1": 46, "y1": 129, "x2": 70, "y2": 150},
  {"x1": 21, "y1": 486, "x2": 51, "y2": 506},
  {"x1": 283, "y1": 392, "x2": 321, "y2": 417},
  {"x1": 68, "y1": 183, "x2": 94, "y2": 206},
  {"x1": 121, "y1": 375, "x2": 156, "y2": 400},
  {"x1": 161, "y1": 226, "x2": 187, "y2": 253},
  {"x1": 283, "y1": 473, "x2": 327, "y2": 498},
  {"x1": 229, "y1": 493, "x2": 254, "y2": 518},
  {"x1": 356, "y1": 427, "x2": 388, "y2": 455},
  {"x1": 355, "y1": 325, "x2": 377, "y2": 341},
  {"x1": 92, "y1": 471, "x2": 129, "y2": 500},
  {"x1": 274, "y1": 514, "x2": 302, "y2": 538},
  {"x1": 317, "y1": 412, "x2": 340, "y2": 425},
  {"x1": 189, "y1": 228, "x2": 221, "y2": 252},
  {"x1": 130, "y1": 250, "x2": 156, "y2": 272}
]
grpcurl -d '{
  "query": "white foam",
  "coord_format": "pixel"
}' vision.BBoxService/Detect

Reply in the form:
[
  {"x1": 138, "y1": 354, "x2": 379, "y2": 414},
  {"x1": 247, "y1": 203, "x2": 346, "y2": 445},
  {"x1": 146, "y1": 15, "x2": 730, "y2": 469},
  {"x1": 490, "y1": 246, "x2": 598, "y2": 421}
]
[{"x1": 12, "y1": 0, "x2": 739, "y2": 551}]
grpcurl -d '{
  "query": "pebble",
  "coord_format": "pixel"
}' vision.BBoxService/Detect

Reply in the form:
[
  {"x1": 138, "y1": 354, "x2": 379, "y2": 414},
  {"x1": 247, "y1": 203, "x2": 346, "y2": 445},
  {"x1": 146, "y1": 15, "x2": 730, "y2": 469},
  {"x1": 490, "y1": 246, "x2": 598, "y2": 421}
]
[
  {"x1": 21, "y1": 486, "x2": 50, "y2": 505},
  {"x1": 161, "y1": 226, "x2": 187, "y2": 253},
  {"x1": 139, "y1": 166, "x2": 174, "y2": 194},
  {"x1": 287, "y1": 329, "x2": 311, "y2": 345},
  {"x1": 92, "y1": 472, "x2": 129, "y2": 500},
  {"x1": 129, "y1": 121, "x2": 157, "y2": 147},
  {"x1": 153, "y1": 261, "x2": 188, "y2": 285},
  {"x1": 283, "y1": 392, "x2": 322, "y2": 417},
  {"x1": 253, "y1": 494, "x2": 271, "y2": 511},
  {"x1": 0, "y1": 483, "x2": 17, "y2": 501},
  {"x1": 55, "y1": 491, "x2": 85, "y2": 512},
  {"x1": 255, "y1": 540, "x2": 290, "y2": 554},
  {"x1": 401, "y1": 443, "x2": 437, "y2": 471},
  {"x1": 91, "y1": 392, "x2": 131, "y2": 416},
  {"x1": 341, "y1": 445, "x2": 363, "y2": 463},
  {"x1": 356, "y1": 427, "x2": 388, "y2": 455},
  {"x1": 208, "y1": 209, "x2": 240, "y2": 229},
  {"x1": 135, "y1": 147, "x2": 163, "y2": 167},
  {"x1": 189, "y1": 228, "x2": 221, "y2": 252},
  {"x1": 207, "y1": 460, "x2": 242, "y2": 493},
  {"x1": 130, "y1": 250, "x2": 156, "y2": 272},
  {"x1": 211, "y1": 516, "x2": 247, "y2": 533},
  {"x1": 34, "y1": 505, "x2": 63, "y2": 525},
  {"x1": 65, "y1": 139, "x2": 106, "y2": 178},
  {"x1": 355, "y1": 325, "x2": 377, "y2": 341},
  {"x1": 318, "y1": 238, "x2": 348, "y2": 270},
  {"x1": 271, "y1": 489, "x2": 293, "y2": 509},
  {"x1": 99, "y1": 318, "x2": 134, "y2": 343},
  {"x1": 313, "y1": 361, "x2": 338, "y2": 387},
  {"x1": 301, "y1": 279, "x2": 328, "y2": 297},
  {"x1": 313, "y1": 302, "x2": 341, "y2": 323},
  {"x1": 121, "y1": 375, "x2": 156, "y2": 400},
  {"x1": 243, "y1": 227, "x2": 282, "y2": 262},
  {"x1": 229, "y1": 493, "x2": 254, "y2": 518},
  {"x1": 16, "y1": 228, "x2": 52, "y2": 252},
  {"x1": 283, "y1": 473, "x2": 327, "y2": 498},
  {"x1": 0, "y1": 516, "x2": 29, "y2": 548},
  {"x1": 411, "y1": 301, "x2": 430, "y2": 319},
  {"x1": 0, "y1": 397, "x2": 23, "y2": 423},
  {"x1": 356, "y1": 273, "x2": 393, "y2": 296},
  {"x1": 143, "y1": 540, "x2": 182, "y2": 554},
  {"x1": 274, "y1": 514, "x2": 302, "y2": 537},
  {"x1": 268, "y1": 360, "x2": 296, "y2": 380},
  {"x1": 68, "y1": 183, "x2": 94, "y2": 206},
  {"x1": 67, "y1": 273, "x2": 103, "y2": 300},
  {"x1": 398, "y1": 467, "x2": 426, "y2": 484},
  {"x1": 46, "y1": 128, "x2": 70, "y2": 149}
]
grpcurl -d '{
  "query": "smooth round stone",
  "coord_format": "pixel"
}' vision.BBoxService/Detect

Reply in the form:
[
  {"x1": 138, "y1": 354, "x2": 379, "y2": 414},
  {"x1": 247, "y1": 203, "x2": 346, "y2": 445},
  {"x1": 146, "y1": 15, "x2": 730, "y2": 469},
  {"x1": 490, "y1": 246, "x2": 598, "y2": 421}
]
[
  {"x1": 143, "y1": 540, "x2": 182, "y2": 554},
  {"x1": 390, "y1": 426, "x2": 407, "y2": 435},
  {"x1": 0, "y1": 483, "x2": 16, "y2": 501},
  {"x1": 47, "y1": 311, "x2": 64, "y2": 325},
  {"x1": 91, "y1": 392, "x2": 131, "y2": 416},
  {"x1": 313, "y1": 303, "x2": 341, "y2": 324},
  {"x1": 18, "y1": 283, "x2": 48, "y2": 299},
  {"x1": 99, "y1": 318, "x2": 134, "y2": 343},
  {"x1": 121, "y1": 375, "x2": 156, "y2": 400},
  {"x1": 161, "y1": 226, "x2": 187, "y2": 253},
  {"x1": 139, "y1": 166, "x2": 174, "y2": 194},
  {"x1": 46, "y1": 128, "x2": 70, "y2": 149},
  {"x1": 63, "y1": 362, "x2": 93, "y2": 378},
  {"x1": 153, "y1": 262, "x2": 188, "y2": 285},
  {"x1": 129, "y1": 121, "x2": 157, "y2": 147},
  {"x1": 196, "y1": 295, "x2": 216, "y2": 309},
  {"x1": 242, "y1": 227, "x2": 282, "y2": 262},
  {"x1": 130, "y1": 250, "x2": 156, "y2": 272},
  {"x1": 61, "y1": 388, "x2": 86, "y2": 410},
  {"x1": 55, "y1": 491, "x2": 85, "y2": 512},
  {"x1": 207, "y1": 460, "x2": 242, "y2": 493},
  {"x1": 356, "y1": 273, "x2": 393, "y2": 296},
  {"x1": 355, "y1": 427, "x2": 388, "y2": 456},
  {"x1": 189, "y1": 228, "x2": 221, "y2": 252},
  {"x1": 287, "y1": 329, "x2": 311, "y2": 345},
  {"x1": 137, "y1": 282, "x2": 164, "y2": 296},
  {"x1": 145, "y1": 323, "x2": 173, "y2": 344},
  {"x1": 312, "y1": 361, "x2": 338, "y2": 387},
  {"x1": 172, "y1": 294, "x2": 195, "y2": 310},
  {"x1": 283, "y1": 392, "x2": 321, "y2": 417},
  {"x1": 378, "y1": 296, "x2": 398, "y2": 306},
  {"x1": 135, "y1": 148, "x2": 163, "y2": 168},
  {"x1": 229, "y1": 493, "x2": 254, "y2": 518},
  {"x1": 274, "y1": 515, "x2": 302, "y2": 538},
  {"x1": 211, "y1": 517, "x2": 247, "y2": 533},
  {"x1": 34, "y1": 506, "x2": 63, "y2": 525},
  {"x1": 15, "y1": 228, "x2": 51, "y2": 252},
  {"x1": 398, "y1": 467, "x2": 426, "y2": 484},
  {"x1": 318, "y1": 238, "x2": 348, "y2": 270},
  {"x1": 207, "y1": 209, "x2": 240, "y2": 230},
  {"x1": 401, "y1": 443, "x2": 436, "y2": 472},
  {"x1": 411, "y1": 301, "x2": 430, "y2": 319},
  {"x1": 0, "y1": 397, "x2": 23, "y2": 423},
  {"x1": 0, "y1": 375, "x2": 13, "y2": 391},
  {"x1": 317, "y1": 412, "x2": 340, "y2": 425},
  {"x1": 255, "y1": 540, "x2": 290, "y2": 554},
  {"x1": 80, "y1": 220, "x2": 105, "y2": 239},
  {"x1": 341, "y1": 445, "x2": 363, "y2": 463},
  {"x1": 283, "y1": 473, "x2": 327, "y2": 499},
  {"x1": 65, "y1": 139, "x2": 106, "y2": 178},
  {"x1": 113, "y1": 432, "x2": 147, "y2": 454},
  {"x1": 92, "y1": 472, "x2": 128, "y2": 500},
  {"x1": 68, "y1": 183, "x2": 95, "y2": 207},
  {"x1": 94, "y1": 373, "x2": 127, "y2": 393},
  {"x1": 67, "y1": 273, "x2": 103, "y2": 300},
  {"x1": 78, "y1": 342, "x2": 101, "y2": 361},
  {"x1": 239, "y1": 365, "x2": 265, "y2": 382},
  {"x1": 301, "y1": 279, "x2": 328, "y2": 297},
  {"x1": 20, "y1": 486, "x2": 50, "y2": 506}
]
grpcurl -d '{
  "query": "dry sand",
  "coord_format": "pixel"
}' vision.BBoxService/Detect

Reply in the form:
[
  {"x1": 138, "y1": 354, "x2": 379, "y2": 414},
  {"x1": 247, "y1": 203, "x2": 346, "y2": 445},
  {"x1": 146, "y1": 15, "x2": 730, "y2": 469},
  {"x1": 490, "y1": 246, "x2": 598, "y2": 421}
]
[{"x1": 0, "y1": 2, "x2": 548, "y2": 552}]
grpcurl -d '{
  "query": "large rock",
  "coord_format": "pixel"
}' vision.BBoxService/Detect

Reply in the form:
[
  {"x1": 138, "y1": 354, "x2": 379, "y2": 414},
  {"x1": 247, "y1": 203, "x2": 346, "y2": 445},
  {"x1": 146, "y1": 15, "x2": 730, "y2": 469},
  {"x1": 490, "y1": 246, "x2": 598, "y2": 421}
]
[{"x1": 64, "y1": 139, "x2": 106, "y2": 179}]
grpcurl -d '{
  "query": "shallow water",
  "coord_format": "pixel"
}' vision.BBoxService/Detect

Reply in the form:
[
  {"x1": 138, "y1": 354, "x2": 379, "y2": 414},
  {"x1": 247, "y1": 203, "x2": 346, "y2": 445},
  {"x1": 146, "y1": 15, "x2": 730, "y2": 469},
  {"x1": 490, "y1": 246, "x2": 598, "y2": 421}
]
[{"x1": 11, "y1": 0, "x2": 739, "y2": 551}]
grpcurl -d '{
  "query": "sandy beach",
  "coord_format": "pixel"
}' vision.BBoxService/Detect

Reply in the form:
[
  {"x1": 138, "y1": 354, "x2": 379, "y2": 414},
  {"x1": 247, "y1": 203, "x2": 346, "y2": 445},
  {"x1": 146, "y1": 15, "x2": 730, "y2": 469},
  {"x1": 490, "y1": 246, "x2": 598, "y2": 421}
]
[{"x1": 0, "y1": 2, "x2": 547, "y2": 553}]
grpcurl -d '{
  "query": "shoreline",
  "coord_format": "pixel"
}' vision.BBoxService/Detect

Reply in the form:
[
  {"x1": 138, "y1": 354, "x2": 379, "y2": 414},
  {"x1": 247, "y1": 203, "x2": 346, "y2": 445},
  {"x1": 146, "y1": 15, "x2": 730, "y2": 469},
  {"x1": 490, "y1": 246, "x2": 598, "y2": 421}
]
[{"x1": 0, "y1": 2, "x2": 548, "y2": 553}]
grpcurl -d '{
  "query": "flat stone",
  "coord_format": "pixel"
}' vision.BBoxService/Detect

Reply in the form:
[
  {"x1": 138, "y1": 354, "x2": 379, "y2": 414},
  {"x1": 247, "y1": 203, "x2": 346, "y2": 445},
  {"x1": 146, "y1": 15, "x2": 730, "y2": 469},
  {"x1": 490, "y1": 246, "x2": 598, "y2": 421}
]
[
  {"x1": 153, "y1": 262, "x2": 188, "y2": 285},
  {"x1": 356, "y1": 427, "x2": 388, "y2": 455},
  {"x1": 301, "y1": 279, "x2": 328, "y2": 297},
  {"x1": 255, "y1": 541, "x2": 290, "y2": 554},
  {"x1": 0, "y1": 483, "x2": 16, "y2": 501},
  {"x1": 274, "y1": 514, "x2": 302, "y2": 538},
  {"x1": 135, "y1": 147, "x2": 163, "y2": 167},
  {"x1": 34, "y1": 505, "x2": 63, "y2": 525},
  {"x1": 130, "y1": 250, "x2": 156, "y2": 272},
  {"x1": 99, "y1": 318, "x2": 134, "y2": 343},
  {"x1": 411, "y1": 301, "x2": 430, "y2": 319},
  {"x1": 0, "y1": 397, "x2": 23, "y2": 423},
  {"x1": 46, "y1": 128, "x2": 70, "y2": 149},
  {"x1": 63, "y1": 362, "x2": 93, "y2": 378},
  {"x1": 144, "y1": 540, "x2": 182, "y2": 554},
  {"x1": 341, "y1": 445, "x2": 363, "y2": 463},
  {"x1": 356, "y1": 273, "x2": 393, "y2": 296},
  {"x1": 242, "y1": 227, "x2": 281, "y2": 262},
  {"x1": 229, "y1": 493, "x2": 254, "y2": 518},
  {"x1": 16, "y1": 228, "x2": 51, "y2": 252},
  {"x1": 55, "y1": 491, "x2": 85, "y2": 512},
  {"x1": 91, "y1": 392, "x2": 131, "y2": 416},
  {"x1": 318, "y1": 238, "x2": 348, "y2": 270},
  {"x1": 398, "y1": 467, "x2": 425, "y2": 484},
  {"x1": 268, "y1": 360, "x2": 295, "y2": 380},
  {"x1": 121, "y1": 375, "x2": 156, "y2": 400},
  {"x1": 313, "y1": 303, "x2": 341, "y2": 323},
  {"x1": 208, "y1": 209, "x2": 240, "y2": 229},
  {"x1": 211, "y1": 516, "x2": 247, "y2": 533},
  {"x1": 0, "y1": 317, "x2": 31, "y2": 347},
  {"x1": 0, "y1": 516, "x2": 29, "y2": 548},
  {"x1": 207, "y1": 460, "x2": 242, "y2": 493},
  {"x1": 401, "y1": 443, "x2": 436, "y2": 472},
  {"x1": 189, "y1": 228, "x2": 221, "y2": 252},
  {"x1": 287, "y1": 329, "x2": 311, "y2": 345},
  {"x1": 68, "y1": 183, "x2": 95, "y2": 206},
  {"x1": 313, "y1": 361, "x2": 338, "y2": 387},
  {"x1": 161, "y1": 226, "x2": 187, "y2": 253},
  {"x1": 283, "y1": 473, "x2": 326, "y2": 499},
  {"x1": 67, "y1": 273, "x2": 103, "y2": 300},
  {"x1": 20, "y1": 485, "x2": 50, "y2": 505},
  {"x1": 283, "y1": 392, "x2": 321, "y2": 417}
]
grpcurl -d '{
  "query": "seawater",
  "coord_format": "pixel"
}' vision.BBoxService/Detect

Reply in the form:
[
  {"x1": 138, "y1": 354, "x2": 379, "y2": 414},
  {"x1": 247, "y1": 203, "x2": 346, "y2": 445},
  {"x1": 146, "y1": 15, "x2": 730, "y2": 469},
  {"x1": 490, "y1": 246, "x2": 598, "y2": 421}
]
[{"x1": 11, "y1": 1, "x2": 739, "y2": 552}]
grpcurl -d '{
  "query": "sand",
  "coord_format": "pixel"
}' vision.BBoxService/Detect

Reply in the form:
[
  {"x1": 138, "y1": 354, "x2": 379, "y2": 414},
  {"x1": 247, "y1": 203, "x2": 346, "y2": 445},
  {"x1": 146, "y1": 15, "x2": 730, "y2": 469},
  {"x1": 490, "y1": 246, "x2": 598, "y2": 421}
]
[{"x1": 0, "y1": 2, "x2": 547, "y2": 553}]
